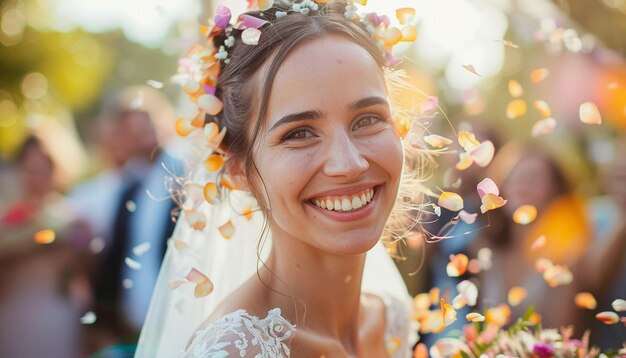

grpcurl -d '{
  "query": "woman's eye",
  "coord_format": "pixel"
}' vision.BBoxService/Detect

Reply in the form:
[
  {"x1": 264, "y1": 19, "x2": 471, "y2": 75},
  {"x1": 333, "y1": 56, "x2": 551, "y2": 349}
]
[
  {"x1": 353, "y1": 115, "x2": 382, "y2": 130},
  {"x1": 282, "y1": 128, "x2": 314, "y2": 141}
]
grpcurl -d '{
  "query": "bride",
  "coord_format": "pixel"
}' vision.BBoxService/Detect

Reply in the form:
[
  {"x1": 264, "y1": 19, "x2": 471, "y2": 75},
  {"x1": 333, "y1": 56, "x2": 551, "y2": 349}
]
[{"x1": 137, "y1": 1, "x2": 428, "y2": 356}]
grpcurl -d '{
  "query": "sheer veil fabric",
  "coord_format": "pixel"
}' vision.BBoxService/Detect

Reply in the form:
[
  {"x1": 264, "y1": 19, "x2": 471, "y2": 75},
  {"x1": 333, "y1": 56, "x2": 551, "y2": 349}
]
[{"x1": 136, "y1": 172, "x2": 415, "y2": 357}]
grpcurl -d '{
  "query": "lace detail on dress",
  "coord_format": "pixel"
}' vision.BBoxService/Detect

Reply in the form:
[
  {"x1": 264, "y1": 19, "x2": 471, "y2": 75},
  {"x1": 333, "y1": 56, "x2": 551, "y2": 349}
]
[{"x1": 183, "y1": 308, "x2": 296, "y2": 358}]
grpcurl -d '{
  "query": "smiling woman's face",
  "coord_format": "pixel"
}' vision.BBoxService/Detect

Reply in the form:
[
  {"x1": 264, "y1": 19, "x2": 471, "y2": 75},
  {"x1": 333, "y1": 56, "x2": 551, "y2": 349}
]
[{"x1": 250, "y1": 36, "x2": 403, "y2": 255}]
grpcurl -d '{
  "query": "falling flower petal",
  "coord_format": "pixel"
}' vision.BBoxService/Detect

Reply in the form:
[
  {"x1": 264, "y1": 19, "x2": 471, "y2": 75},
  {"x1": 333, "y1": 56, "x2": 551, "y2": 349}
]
[
  {"x1": 506, "y1": 99, "x2": 527, "y2": 119},
  {"x1": 420, "y1": 96, "x2": 439, "y2": 115},
  {"x1": 123, "y1": 279, "x2": 133, "y2": 289},
  {"x1": 239, "y1": 14, "x2": 269, "y2": 29},
  {"x1": 186, "y1": 268, "x2": 214, "y2": 298},
  {"x1": 34, "y1": 229, "x2": 55, "y2": 244},
  {"x1": 535, "y1": 257, "x2": 553, "y2": 273},
  {"x1": 197, "y1": 94, "x2": 223, "y2": 115},
  {"x1": 501, "y1": 39, "x2": 519, "y2": 48},
  {"x1": 396, "y1": 8, "x2": 415, "y2": 24},
  {"x1": 242, "y1": 207, "x2": 253, "y2": 221},
  {"x1": 456, "y1": 280, "x2": 478, "y2": 306},
  {"x1": 257, "y1": 0, "x2": 274, "y2": 11},
  {"x1": 221, "y1": 174, "x2": 239, "y2": 190},
  {"x1": 466, "y1": 312, "x2": 485, "y2": 322},
  {"x1": 184, "y1": 208, "x2": 206, "y2": 231},
  {"x1": 531, "y1": 235, "x2": 547, "y2": 251},
  {"x1": 438, "y1": 192, "x2": 464, "y2": 212},
  {"x1": 413, "y1": 343, "x2": 428, "y2": 358},
  {"x1": 441, "y1": 298, "x2": 457, "y2": 326},
  {"x1": 214, "y1": 5, "x2": 232, "y2": 29},
  {"x1": 176, "y1": 116, "x2": 195, "y2": 137},
  {"x1": 543, "y1": 264, "x2": 573, "y2": 287},
  {"x1": 132, "y1": 242, "x2": 151, "y2": 257},
  {"x1": 378, "y1": 27, "x2": 402, "y2": 47},
  {"x1": 508, "y1": 286, "x2": 527, "y2": 306},
  {"x1": 455, "y1": 152, "x2": 473, "y2": 171},
  {"x1": 595, "y1": 311, "x2": 619, "y2": 325},
  {"x1": 173, "y1": 239, "x2": 187, "y2": 251},
  {"x1": 477, "y1": 247, "x2": 493, "y2": 270},
  {"x1": 513, "y1": 205, "x2": 537, "y2": 225},
  {"x1": 485, "y1": 304, "x2": 512, "y2": 327},
  {"x1": 146, "y1": 80, "x2": 164, "y2": 89},
  {"x1": 462, "y1": 64, "x2": 481, "y2": 76},
  {"x1": 530, "y1": 68, "x2": 549, "y2": 83},
  {"x1": 125, "y1": 257, "x2": 142, "y2": 270},
  {"x1": 203, "y1": 182, "x2": 218, "y2": 204},
  {"x1": 89, "y1": 237, "x2": 105, "y2": 254},
  {"x1": 469, "y1": 140, "x2": 495, "y2": 167},
  {"x1": 468, "y1": 259, "x2": 481, "y2": 274},
  {"x1": 480, "y1": 193, "x2": 507, "y2": 214},
  {"x1": 413, "y1": 293, "x2": 431, "y2": 312},
  {"x1": 241, "y1": 28, "x2": 262, "y2": 45},
  {"x1": 477, "y1": 178, "x2": 499, "y2": 199},
  {"x1": 532, "y1": 117, "x2": 557, "y2": 137},
  {"x1": 458, "y1": 130, "x2": 480, "y2": 151},
  {"x1": 423, "y1": 134, "x2": 452, "y2": 148},
  {"x1": 612, "y1": 299, "x2": 626, "y2": 312},
  {"x1": 429, "y1": 287, "x2": 440, "y2": 304},
  {"x1": 400, "y1": 25, "x2": 417, "y2": 42},
  {"x1": 534, "y1": 100, "x2": 552, "y2": 117},
  {"x1": 447, "y1": 254, "x2": 469, "y2": 277},
  {"x1": 219, "y1": 220, "x2": 235, "y2": 239},
  {"x1": 508, "y1": 80, "x2": 524, "y2": 98},
  {"x1": 204, "y1": 154, "x2": 224, "y2": 173},
  {"x1": 579, "y1": 102, "x2": 602, "y2": 125},
  {"x1": 459, "y1": 210, "x2": 477, "y2": 224},
  {"x1": 575, "y1": 292, "x2": 597, "y2": 310},
  {"x1": 80, "y1": 311, "x2": 97, "y2": 324},
  {"x1": 386, "y1": 337, "x2": 402, "y2": 356},
  {"x1": 168, "y1": 279, "x2": 187, "y2": 290}
]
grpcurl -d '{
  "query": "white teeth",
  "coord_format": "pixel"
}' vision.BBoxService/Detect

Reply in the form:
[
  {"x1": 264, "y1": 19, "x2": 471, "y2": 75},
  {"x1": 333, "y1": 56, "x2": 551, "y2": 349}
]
[{"x1": 311, "y1": 188, "x2": 375, "y2": 212}]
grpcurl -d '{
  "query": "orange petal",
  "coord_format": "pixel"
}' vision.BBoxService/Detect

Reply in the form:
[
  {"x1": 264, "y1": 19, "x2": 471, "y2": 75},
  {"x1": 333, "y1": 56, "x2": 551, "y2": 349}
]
[
  {"x1": 440, "y1": 298, "x2": 457, "y2": 326},
  {"x1": 207, "y1": 126, "x2": 227, "y2": 150},
  {"x1": 595, "y1": 311, "x2": 619, "y2": 325},
  {"x1": 413, "y1": 293, "x2": 431, "y2": 312},
  {"x1": 203, "y1": 182, "x2": 218, "y2": 204},
  {"x1": 221, "y1": 174, "x2": 239, "y2": 190},
  {"x1": 531, "y1": 117, "x2": 557, "y2": 137},
  {"x1": 531, "y1": 235, "x2": 547, "y2": 251},
  {"x1": 508, "y1": 79, "x2": 524, "y2": 98},
  {"x1": 469, "y1": 140, "x2": 495, "y2": 167},
  {"x1": 396, "y1": 8, "x2": 416, "y2": 24},
  {"x1": 186, "y1": 268, "x2": 214, "y2": 298},
  {"x1": 400, "y1": 25, "x2": 417, "y2": 42},
  {"x1": 446, "y1": 254, "x2": 469, "y2": 277},
  {"x1": 485, "y1": 304, "x2": 511, "y2": 327},
  {"x1": 424, "y1": 134, "x2": 452, "y2": 148},
  {"x1": 218, "y1": 219, "x2": 235, "y2": 239},
  {"x1": 175, "y1": 116, "x2": 195, "y2": 137},
  {"x1": 197, "y1": 94, "x2": 223, "y2": 115},
  {"x1": 462, "y1": 64, "x2": 481, "y2": 76},
  {"x1": 543, "y1": 264, "x2": 573, "y2": 287},
  {"x1": 457, "y1": 131, "x2": 480, "y2": 151},
  {"x1": 512, "y1": 204, "x2": 537, "y2": 225},
  {"x1": 466, "y1": 312, "x2": 485, "y2": 322},
  {"x1": 506, "y1": 99, "x2": 527, "y2": 119},
  {"x1": 429, "y1": 287, "x2": 440, "y2": 304},
  {"x1": 204, "y1": 154, "x2": 224, "y2": 173},
  {"x1": 455, "y1": 152, "x2": 474, "y2": 171},
  {"x1": 529, "y1": 312, "x2": 542, "y2": 325},
  {"x1": 242, "y1": 207, "x2": 253, "y2": 221},
  {"x1": 480, "y1": 193, "x2": 507, "y2": 214},
  {"x1": 413, "y1": 343, "x2": 428, "y2": 358},
  {"x1": 34, "y1": 229, "x2": 55, "y2": 244},
  {"x1": 190, "y1": 111, "x2": 206, "y2": 128},
  {"x1": 507, "y1": 286, "x2": 527, "y2": 306},
  {"x1": 579, "y1": 101, "x2": 602, "y2": 125},
  {"x1": 438, "y1": 192, "x2": 464, "y2": 212},
  {"x1": 574, "y1": 292, "x2": 597, "y2": 310},
  {"x1": 612, "y1": 299, "x2": 626, "y2": 312},
  {"x1": 534, "y1": 100, "x2": 552, "y2": 117},
  {"x1": 184, "y1": 208, "x2": 206, "y2": 230},
  {"x1": 530, "y1": 68, "x2": 549, "y2": 83},
  {"x1": 378, "y1": 27, "x2": 402, "y2": 47}
]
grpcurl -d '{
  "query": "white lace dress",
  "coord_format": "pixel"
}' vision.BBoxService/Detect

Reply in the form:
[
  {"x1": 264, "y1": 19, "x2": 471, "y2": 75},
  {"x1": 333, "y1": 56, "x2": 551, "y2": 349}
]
[{"x1": 183, "y1": 294, "x2": 412, "y2": 358}]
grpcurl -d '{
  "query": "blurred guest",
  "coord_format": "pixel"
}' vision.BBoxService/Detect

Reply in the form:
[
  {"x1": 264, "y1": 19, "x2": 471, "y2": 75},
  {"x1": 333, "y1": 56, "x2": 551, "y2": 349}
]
[
  {"x1": 85, "y1": 86, "x2": 181, "y2": 354},
  {"x1": 473, "y1": 142, "x2": 591, "y2": 331},
  {"x1": 0, "y1": 134, "x2": 92, "y2": 358}
]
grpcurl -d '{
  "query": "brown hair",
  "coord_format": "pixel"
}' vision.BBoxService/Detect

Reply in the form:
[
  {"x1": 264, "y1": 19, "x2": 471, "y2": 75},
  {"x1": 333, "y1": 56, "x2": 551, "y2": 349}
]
[{"x1": 211, "y1": 1, "x2": 384, "y2": 210}]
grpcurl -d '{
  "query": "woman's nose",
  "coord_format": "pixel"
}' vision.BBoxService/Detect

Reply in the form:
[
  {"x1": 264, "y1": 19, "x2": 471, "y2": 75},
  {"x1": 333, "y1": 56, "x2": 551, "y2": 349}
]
[{"x1": 322, "y1": 132, "x2": 369, "y2": 179}]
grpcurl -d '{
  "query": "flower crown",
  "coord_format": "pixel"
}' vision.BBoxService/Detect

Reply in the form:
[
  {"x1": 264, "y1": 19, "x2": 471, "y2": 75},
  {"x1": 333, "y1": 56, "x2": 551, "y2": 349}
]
[{"x1": 173, "y1": 0, "x2": 418, "y2": 139}]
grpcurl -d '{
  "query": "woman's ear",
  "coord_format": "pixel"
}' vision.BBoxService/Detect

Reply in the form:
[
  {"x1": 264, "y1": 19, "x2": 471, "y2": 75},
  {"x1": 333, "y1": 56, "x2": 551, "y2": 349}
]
[{"x1": 223, "y1": 156, "x2": 251, "y2": 191}]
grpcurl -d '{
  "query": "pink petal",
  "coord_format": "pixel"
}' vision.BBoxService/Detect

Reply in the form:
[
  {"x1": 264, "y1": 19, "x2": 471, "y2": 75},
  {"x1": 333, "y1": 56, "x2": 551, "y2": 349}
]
[
  {"x1": 459, "y1": 210, "x2": 477, "y2": 224},
  {"x1": 477, "y1": 178, "x2": 499, "y2": 199},
  {"x1": 420, "y1": 96, "x2": 439, "y2": 115},
  {"x1": 214, "y1": 5, "x2": 232, "y2": 29},
  {"x1": 469, "y1": 140, "x2": 495, "y2": 167},
  {"x1": 239, "y1": 14, "x2": 269, "y2": 29}
]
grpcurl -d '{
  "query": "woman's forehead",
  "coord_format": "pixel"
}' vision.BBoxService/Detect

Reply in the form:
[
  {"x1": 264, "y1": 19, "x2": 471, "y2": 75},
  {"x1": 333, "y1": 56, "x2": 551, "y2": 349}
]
[{"x1": 265, "y1": 36, "x2": 387, "y2": 124}]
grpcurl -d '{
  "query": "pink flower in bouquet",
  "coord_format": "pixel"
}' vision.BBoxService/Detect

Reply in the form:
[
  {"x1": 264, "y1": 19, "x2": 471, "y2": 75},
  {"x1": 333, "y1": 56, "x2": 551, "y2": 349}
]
[{"x1": 533, "y1": 342, "x2": 555, "y2": 357}]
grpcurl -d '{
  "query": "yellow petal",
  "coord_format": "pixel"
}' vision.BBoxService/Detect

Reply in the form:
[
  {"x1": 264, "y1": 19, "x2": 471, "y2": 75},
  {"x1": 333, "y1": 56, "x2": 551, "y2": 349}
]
[
  {"x1": 175, "y1": 116, "x2": 195, "y2": 137},
  {"x1": 543, "y1": 264, "x2": 573, "y2": 287},
  {"x1": 534, "y1": 100, "x2": 552, "y2": 117},
  {"x1": 386, "y1": 337, "x2": 402, "y2": 356},
  {"x1": 396, "y1": 8, "x2": 416, "y2": 24},
  {"x1": 480, "y1": 193, "x2": 507, "y2": 214},
  {"x1": 424, "y1": 134, "x2": 453, "y2": 149},
  {"x1": 242, "y1": 207, "x2": 253, "y2": 221},
  {"x1": 485, "y1": 304, "x2": 511, "y2": 327},
  {"x1": 612, "y1": 299, "x2": 626, "y2": 312},
  {"x1": 457, "y1": 131, "x2": 480, "y2": 151},
  {"x1": 530, "y1": 68, "x2": 549, "y2": 83},
  {"x1": 413, "y1": 293, "x2": 431, "y2": 312},
  {"x1": 535, "y1": 257, "x2": 553, "y2": 273},
  {"x1": 400, "y1": 25, "x2": 417, "y2": 42},
  {"x1": 531, "y1": 235, "x2": 547, "y2": 251},
  {"x1": 579, "y1": 101, "x2": 602, "y2": 125},
  {"x1": 469, "y1": 140, "x2": 495, "y2": 167},
  {"x1": 455, "y1": 152, "x2": 473, "y2": 171},
  {"x1": 512, "y1": 204, "x2": 537, "y2": 225},
  {"x1": 446, "y1": 254, "x2": 469, "y2": 277},
  {"x1": 34, "y1": 229, "x2": 55, "y2": 244},
  {"x1": 508, "y1": 79, "x2": 524, "y2": 98},
  {"x1": 574, "y1": 292, "x2": 597, "y2": 310},
  {"x1": 438, "y1": 192, "x2": 464, "y2": 212},
  {"x1": 393, "y1": 118, "x2": 410, "y2": 139},
  {"x1": 184, "y1": 208, "x2": 206, "y2": 231},
  {"x1": 531, "y1": 117, "x2": 557, "y2": 137},
  {"x1": 203, "y1": 182, "x2": 218, "y2": 204},
  {"x1": 204, "y1": 154, "x2": 224, "y2": 173},
  {"x1": 440, "y1": 298, "x2": 457, "y2": 326},
  {"x1": 257, "y1": 0, "x2": 274, "y2": 11},
  {"x1": 353, "y1": 0, "x2": 367, "y2": 4},
  {"x1": 377, "y1": 26, "x2": 402, "y2": 47},
  {"x1": 466, "y1": 312, "x2": 485, "y2": 322},
  {"x1": 219, "y1": 220, "x2": 235, "y2": 239},
  {"x1": 595, "y1": 311, "x2": 619, "y2": 325},
  {"x1": 429, "y1": 287, "x2": 440, "y2": 305},
  {"x1": 506, "y1": 99, "x2": 527, "y2": 119},
  {"x1": 507, "y1": 286, "x2": 527, "y2": 307},
  {"x1": 221, "y1": 174, "x2": 239, "y2": 190}
]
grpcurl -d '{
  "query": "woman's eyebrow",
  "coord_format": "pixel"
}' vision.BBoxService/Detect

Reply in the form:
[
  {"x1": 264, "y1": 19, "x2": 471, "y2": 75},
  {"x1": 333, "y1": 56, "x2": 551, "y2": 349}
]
[
  {"x1": 269, "y1": 109, "x2": 323, "y2": 132},
  {"x1": 348, "y1": 96, "x2": 388, "y2": 112}
]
